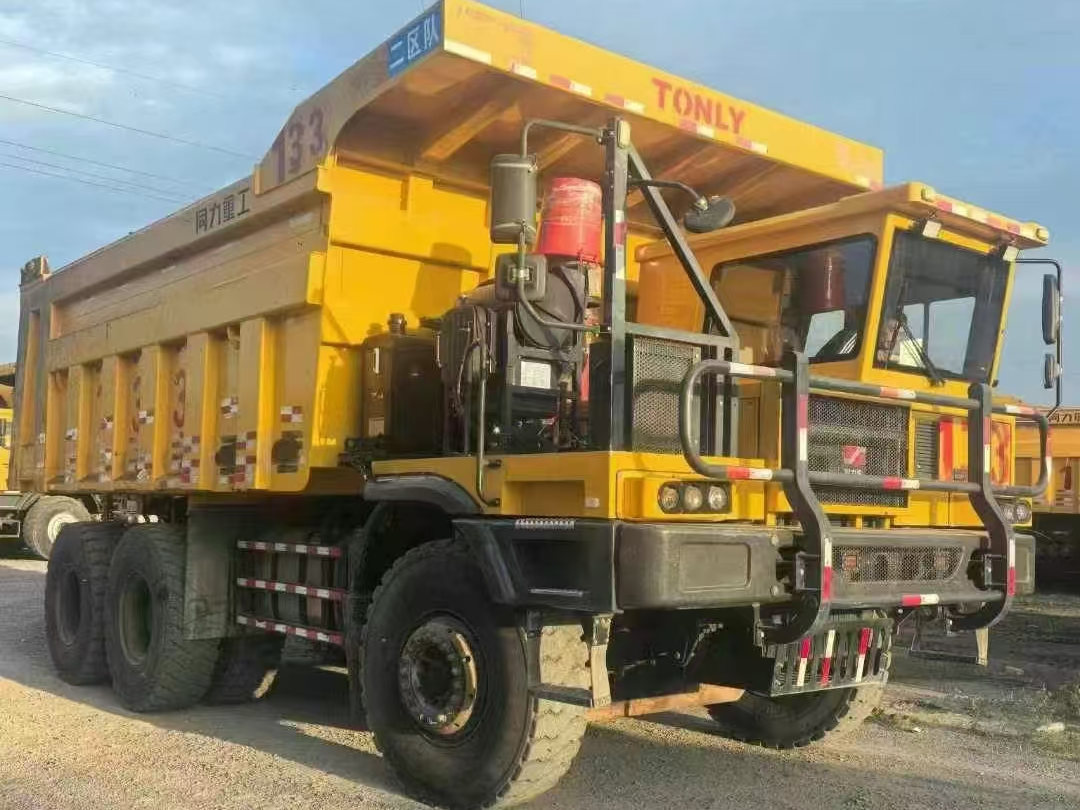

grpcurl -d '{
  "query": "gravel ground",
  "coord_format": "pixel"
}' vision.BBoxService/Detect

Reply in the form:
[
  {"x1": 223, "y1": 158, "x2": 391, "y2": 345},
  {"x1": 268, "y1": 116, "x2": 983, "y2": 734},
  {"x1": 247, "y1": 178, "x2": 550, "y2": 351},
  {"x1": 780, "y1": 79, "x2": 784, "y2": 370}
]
[{"x1": 2, "y1": 557, "x2": 1079, "y2": 810}]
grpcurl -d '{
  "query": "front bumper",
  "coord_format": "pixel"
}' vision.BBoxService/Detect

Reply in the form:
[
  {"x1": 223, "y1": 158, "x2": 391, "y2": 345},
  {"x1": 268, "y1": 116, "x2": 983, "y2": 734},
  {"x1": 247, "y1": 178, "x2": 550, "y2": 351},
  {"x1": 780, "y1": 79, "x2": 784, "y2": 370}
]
[{"x1": 459, "y1": 517, "x2": 1032, "y2": 613}]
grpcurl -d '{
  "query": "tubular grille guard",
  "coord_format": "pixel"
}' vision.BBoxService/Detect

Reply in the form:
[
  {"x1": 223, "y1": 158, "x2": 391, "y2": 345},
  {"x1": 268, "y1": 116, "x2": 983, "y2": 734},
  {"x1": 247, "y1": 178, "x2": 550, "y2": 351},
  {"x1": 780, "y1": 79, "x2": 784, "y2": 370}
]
[
  {"x1": 832, "y1": 545, "x2": 963, "y2": 584},
  {"x1": 678, "y1": 352, "x2": 1052, "y2": 637}
]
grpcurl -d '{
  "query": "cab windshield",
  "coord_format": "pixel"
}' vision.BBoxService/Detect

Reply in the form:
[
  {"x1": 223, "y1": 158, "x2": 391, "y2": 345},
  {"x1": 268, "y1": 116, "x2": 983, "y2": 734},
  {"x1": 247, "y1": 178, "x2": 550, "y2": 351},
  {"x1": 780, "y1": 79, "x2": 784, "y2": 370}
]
[
  {"x1": 875, "y1": 230, "x2": 1009, "y2": 383},
  {"x1": 711, "y1": 236, "x2": 875, "y2": 366}
]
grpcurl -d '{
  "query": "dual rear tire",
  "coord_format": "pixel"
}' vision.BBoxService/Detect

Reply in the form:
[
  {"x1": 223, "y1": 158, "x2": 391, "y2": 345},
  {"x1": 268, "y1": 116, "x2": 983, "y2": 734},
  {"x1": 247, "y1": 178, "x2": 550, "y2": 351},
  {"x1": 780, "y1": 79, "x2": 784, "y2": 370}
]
[{"x1": 45, "y1": 522, "x2": 282, "y2": 710}]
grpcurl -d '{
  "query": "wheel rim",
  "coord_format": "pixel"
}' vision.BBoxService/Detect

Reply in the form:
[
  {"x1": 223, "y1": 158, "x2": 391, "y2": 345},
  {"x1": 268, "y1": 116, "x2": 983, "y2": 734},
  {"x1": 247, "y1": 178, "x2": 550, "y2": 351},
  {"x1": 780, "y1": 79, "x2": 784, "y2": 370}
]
[
  {"x1": 398, "y1": 616, "x2": 480, "y2": 738},
  {"x1": 118, "y1": 574, "x2": 153, "y2": 666},
  {"x1": 46, "y1": 511, "x2": 78, "y2": 542},
  {"x1": 55, "y1": 568, "x2": 82, "y2": 646}
]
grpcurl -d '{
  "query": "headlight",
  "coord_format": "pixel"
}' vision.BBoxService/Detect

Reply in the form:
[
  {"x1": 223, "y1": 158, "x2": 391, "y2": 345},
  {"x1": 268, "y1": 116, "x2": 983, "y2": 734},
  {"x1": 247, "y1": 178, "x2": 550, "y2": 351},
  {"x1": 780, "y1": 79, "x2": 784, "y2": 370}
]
[
  {"x1": 658, "y1": 485, "x2": 681, "y2": 513},
  {"x1": 1014, "y1": 500, "x2": 1032, "y2": 523},
  {"x1": 1001, "y1": 501, "x2": 1017, "y2": 523},
  {"x1": 656, "y1": 481, "x2": 731, "y2": 514},
  {"x1": 682, "y1": 484, "x2": 705, "y2": 511},
  {"x1": 707, "y1": 485, "x2": 729, "y2": 512}
]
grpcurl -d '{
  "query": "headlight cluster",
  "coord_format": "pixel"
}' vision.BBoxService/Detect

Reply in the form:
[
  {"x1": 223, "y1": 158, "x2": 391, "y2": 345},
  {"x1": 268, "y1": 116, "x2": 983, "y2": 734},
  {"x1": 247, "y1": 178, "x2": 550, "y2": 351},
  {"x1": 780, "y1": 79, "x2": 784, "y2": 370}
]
[
  {"x1": 657, "y1": 481, "x2": 731, "y2": 514},
  {"x1": 1000, "y1": 500, "x2": 1032, "y2": 524}
]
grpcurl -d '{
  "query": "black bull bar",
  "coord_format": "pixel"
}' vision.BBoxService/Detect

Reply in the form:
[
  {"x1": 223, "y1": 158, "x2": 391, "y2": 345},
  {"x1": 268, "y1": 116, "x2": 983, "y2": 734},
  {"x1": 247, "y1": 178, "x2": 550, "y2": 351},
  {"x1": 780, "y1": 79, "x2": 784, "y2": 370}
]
[{"x1": 679, "y1": 351, "x2": 1050, "y2": 645}]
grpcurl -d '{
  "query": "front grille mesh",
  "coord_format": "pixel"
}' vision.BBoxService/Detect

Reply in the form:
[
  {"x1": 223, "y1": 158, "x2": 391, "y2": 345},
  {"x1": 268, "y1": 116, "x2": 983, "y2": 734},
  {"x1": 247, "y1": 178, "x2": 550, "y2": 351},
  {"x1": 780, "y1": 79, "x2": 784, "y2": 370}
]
[
  {"x1": 808, "y1": 396, "x2": 908, "y2": 507},
  {"x1": 833, "y1": 544, "x2": 963, "y2": 584},
  {"x1": 630, "y1": 337, "x2": 702, "y2": 454},
  {"x1": 914, "y1": 420, "x2": 939, "y2": 479}
]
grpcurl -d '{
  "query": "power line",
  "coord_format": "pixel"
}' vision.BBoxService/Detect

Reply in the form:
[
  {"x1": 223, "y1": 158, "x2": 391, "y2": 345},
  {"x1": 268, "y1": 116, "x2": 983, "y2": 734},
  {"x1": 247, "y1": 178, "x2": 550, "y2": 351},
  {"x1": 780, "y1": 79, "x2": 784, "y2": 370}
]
[
  {"x1": 0, "y1": 36, "x2": 237, "y2": 103},
  {"x1": 0, "y1": 152, "x2": 190, "y2": 202},
  {"x1": 0, "y1": 92, "x2": 256, "y2": 159},
  {"x1": 0, "y1": 159, "x2": 190, "y2": 204},
  {"x1": 0, "y1": 137, "x2": 205, "y2": 191}
]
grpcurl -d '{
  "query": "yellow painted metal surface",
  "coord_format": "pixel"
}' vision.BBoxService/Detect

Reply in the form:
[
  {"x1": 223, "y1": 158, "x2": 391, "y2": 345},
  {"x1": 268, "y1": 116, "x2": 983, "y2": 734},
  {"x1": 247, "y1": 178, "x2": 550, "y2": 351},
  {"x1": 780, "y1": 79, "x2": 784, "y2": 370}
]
[
  {"x1": 12, "y1": 0, "x2": 883, "y2": 499},
  {"x1": 1016, "y1": 413, "x2": 1080, "y2": 513}
]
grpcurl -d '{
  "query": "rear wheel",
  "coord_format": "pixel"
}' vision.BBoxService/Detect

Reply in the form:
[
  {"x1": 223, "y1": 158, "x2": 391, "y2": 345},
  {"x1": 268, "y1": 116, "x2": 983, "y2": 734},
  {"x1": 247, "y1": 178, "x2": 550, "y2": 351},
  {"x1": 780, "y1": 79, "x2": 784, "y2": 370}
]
[
  {"x1": 105, "y1": 524, "x2": 219, "y2": 712},
  {"x1": 706, "y1": 685, "x2": 884, "y2": 749},
  {"x1": 44, "y1": 522, "x2": 125, "y2": 684},
  {"x1": 24, "y1": 496, "x2": 92, "y2": 559},
  {"x1": 362, "y1": 540, "x2": 589, "y2": 809}
]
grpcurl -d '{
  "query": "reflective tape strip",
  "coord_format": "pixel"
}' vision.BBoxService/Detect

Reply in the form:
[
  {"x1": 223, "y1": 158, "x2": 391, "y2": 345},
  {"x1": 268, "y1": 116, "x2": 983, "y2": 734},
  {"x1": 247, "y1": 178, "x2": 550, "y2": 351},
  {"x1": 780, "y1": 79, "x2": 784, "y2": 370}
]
[
  {"x1": 1001, "y1": 403, "x2": 1036, "y2": 416},
  {"x1": 795, "y1": 637, "x2": 812, "y2": 687},
  {"x1": 725, "y1": 466, "x2": 774, "y2": 481},
  {"x1": 549, "y1": 74, "x2": 591, "y2": 96},
  {"x1": 735, "y1": 136, "x2": 768, "y2": 154},
  {"x1": 901, "y1": 594, "x2": 940, "y2": 607},
  {"x1": 820, "y1": 629, "x2": 836, "y2": 685},
  {"x1": 236, "y1": 578, "x2": 343, "y2": 601},
  {"x1": 878, "y1": 386, "x2": 918, "y2": 400},
  {"x1": 726, "y1": 362, "x2": 777, "y2": 378},
  {"x1": 821, "y1": 537, "x2": 833, "y2": 601},
  {"x1": 237, "y1": 540, "x2": 342, "y2": 558},
  {"x1": 444, "y1": 39, "x2": 493, "y2": 65},
  {"x1": 237, "y1": 614, "x2": 343, "y2": 646},
  {"x1": 882, "y1": 477, "x2": 920, "y2": 491},
  {"x1": 603, "y1": 93, "x2": 647, "y2": 114},
  {"x1": 511, "y1": 62, "x2": 538, "y2": 79}
]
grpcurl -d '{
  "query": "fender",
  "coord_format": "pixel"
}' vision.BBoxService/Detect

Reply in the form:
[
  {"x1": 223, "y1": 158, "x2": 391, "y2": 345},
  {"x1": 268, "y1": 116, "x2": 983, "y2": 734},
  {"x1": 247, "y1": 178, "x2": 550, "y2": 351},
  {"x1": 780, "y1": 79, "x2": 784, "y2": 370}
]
[{"x1": 364, "y1": 474, "x2": 481, "y2": 515}]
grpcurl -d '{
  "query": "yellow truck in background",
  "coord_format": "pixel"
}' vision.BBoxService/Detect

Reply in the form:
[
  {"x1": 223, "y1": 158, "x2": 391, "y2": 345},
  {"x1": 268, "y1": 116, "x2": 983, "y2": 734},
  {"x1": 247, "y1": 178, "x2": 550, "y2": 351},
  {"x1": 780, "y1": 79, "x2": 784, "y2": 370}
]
[
  {"x1": 1017, "y1": 405, "x2": 1080, "y2": 585},
  {"x1": 11, "y1": 3, "x2": 1061, "y2": 806},
  {"x1": 0, "y1": 362, "x2": 92, "y2": 557}
]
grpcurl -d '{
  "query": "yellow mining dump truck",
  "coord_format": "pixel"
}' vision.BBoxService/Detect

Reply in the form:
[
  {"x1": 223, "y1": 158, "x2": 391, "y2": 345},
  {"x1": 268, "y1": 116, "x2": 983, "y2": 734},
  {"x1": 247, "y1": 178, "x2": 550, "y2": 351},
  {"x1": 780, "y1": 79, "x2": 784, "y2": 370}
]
[
  {"x1": 1017, "y1": 401, "x2": 1080, "y2": 586},
  {"x1": 0, "y1": 362, "x2": 93, "y2": 556},
  {"x1": 12, "y1": 2, "x2": 1061, "y2": 806}
]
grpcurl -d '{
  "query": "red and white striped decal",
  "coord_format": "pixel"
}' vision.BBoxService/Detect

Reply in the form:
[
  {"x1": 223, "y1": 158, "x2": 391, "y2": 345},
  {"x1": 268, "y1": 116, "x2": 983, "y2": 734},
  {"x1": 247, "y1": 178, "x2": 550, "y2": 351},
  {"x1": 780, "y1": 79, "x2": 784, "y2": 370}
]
[
  {"x1": 510, "y1": 61, "x2": 538, "y2": 80},
  {"x1": 1007, "y1": 536, "x2": 1017, "y2": 597},
  {"x1": 795, "y1": 637, "x2": 812, "y2": 687},
  {"x1": 983, "y1": 417, "x2": 992, "y2": 475},
  {"x1": 735, "y1": 136, "x2": 768, "y2": 154},
  {"x1": 821, "y1": 536, "x2": 833, "y2": 601},
  {"x1": 877, "y1": 386, "x2": 917, "y2": 400},
  {"x1": 881, "y1": 477, "x2": 921, "y2": 491},
  {"x1": 726, "y1": 361, "x2": 777, "y2": 378},
  {"x1": 1000, "y1": 403, "x2": 1037, "y2": 417},
  {"x1": 237, "y1": 540, "x2": 343, "y2": 558},
  {"x1": 549, "y1": 74, "x2": 592, "y2": 97},
  {"x1": 819, "y1": 629, "x2": 836, "y2": 685},
  {"x1": 854, "y1": 627, "x2": 873, "y2": 682},
  {"x1": 797, "y1": 394, "x2": 809, "y2": 463},
  {"x1": 723, "y1": 466, "x2": 775, "y2": 481},
  {"x1": 236, "y1": 578, "x2": 344, "y2": 602},
  {"x1": 603, "y1": 92, "x2": 646, "y2": 114},
  {"x1": 237, "y1": 615, "x2": 343, "y2": 646},
  {"x1": 900, "y1": 593, "x2": 940, "y2": 607}
]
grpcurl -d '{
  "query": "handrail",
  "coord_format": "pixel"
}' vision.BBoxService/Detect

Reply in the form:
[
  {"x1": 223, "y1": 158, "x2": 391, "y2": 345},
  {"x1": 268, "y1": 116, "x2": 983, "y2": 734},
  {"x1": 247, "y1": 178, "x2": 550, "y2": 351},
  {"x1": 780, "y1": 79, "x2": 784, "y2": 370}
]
[{"x1": 678, "y1": 352, "x2": 1046, "y2": 637}]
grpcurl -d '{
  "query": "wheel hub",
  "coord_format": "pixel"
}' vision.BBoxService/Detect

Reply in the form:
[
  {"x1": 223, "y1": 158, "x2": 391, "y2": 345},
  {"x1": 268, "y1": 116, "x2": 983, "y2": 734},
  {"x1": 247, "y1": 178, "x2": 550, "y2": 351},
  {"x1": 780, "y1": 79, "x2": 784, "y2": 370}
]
[
  {"x1": 398, "y1": 618, "x2": 479, "y2": 736},
  {"x1": 47, "y1": 511, "x2": 77, "y2": 542}
]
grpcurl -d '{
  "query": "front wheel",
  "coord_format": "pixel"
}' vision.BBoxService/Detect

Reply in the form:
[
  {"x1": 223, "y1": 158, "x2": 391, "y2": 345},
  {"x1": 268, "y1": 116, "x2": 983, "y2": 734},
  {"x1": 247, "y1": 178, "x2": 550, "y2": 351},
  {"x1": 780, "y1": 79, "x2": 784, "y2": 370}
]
[
  {"x1": 706, "y1": 685, "x2": 884, "y2": 749},
  {"x1": 361, "y1": 540, "x2": 589, "y2": 809}
]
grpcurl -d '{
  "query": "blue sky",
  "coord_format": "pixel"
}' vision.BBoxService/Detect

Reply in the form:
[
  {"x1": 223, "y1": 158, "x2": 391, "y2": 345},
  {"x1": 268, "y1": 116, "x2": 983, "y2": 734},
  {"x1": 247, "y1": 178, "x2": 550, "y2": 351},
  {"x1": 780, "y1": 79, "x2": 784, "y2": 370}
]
[{"x1": 0, "y1": 0, "x2": 1073, "y2": 401}]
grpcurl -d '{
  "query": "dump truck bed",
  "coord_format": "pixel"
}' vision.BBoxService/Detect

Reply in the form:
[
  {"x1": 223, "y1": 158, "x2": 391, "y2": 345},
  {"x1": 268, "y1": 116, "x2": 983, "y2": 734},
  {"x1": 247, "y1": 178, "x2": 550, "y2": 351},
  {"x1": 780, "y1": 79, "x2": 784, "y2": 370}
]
[{"x1": 13, "y1": 0, "x2": 882, "y2": 496}]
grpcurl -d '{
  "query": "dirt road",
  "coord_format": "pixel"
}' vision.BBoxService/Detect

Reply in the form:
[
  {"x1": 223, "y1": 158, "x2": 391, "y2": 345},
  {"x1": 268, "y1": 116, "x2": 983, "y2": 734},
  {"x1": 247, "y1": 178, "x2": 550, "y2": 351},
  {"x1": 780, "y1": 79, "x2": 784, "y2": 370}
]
[{"x1": 2, "y1": 557, "x2": 1078, "y2": 810}]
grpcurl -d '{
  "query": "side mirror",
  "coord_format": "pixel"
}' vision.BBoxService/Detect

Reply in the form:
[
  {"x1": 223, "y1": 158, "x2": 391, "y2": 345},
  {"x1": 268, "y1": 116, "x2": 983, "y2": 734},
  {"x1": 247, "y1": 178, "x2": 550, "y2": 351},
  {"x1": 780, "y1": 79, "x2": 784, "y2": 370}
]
[
  {"x1": 684, "y1": 196, "x2": 736, "y2": 234},
  {"x1": 1044, "y1": 353, "x2": 1061, "y2": 390},
  {"x1": 489, "y1": 154, "x2": 538, "y2": 246},
  {"x1": 1042, "y1": 273, "x2": 1061, "y2": 345}
]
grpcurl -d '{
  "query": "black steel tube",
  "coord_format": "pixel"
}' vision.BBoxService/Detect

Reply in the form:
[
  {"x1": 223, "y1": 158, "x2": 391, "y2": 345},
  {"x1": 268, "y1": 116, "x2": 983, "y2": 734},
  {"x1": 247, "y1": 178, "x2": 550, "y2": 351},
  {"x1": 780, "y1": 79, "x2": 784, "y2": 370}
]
[
  {"x1": 806, "y1": 374, "x2": 978, "y2": 411},
  {"x1": 991, "y1": 410, "x2": 1050, "y2": 499},
  {"x1": 520, "y1": 119, "x2": 602, "y2": 158},
  {"x1": 678, "y1": 358, "x2": 792, "y2": 482}
]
